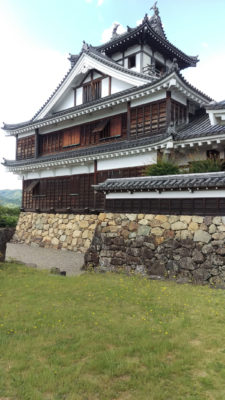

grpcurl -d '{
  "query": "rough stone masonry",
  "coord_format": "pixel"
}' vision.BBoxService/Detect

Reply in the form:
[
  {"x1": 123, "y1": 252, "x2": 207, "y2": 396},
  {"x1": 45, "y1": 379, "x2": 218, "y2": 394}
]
[
  {"x1": 0, "y1": 228, "x2": 15, "y2": 261},
  {"x1": 14, "y1": 212, "x2": 225, "y2": 286}
]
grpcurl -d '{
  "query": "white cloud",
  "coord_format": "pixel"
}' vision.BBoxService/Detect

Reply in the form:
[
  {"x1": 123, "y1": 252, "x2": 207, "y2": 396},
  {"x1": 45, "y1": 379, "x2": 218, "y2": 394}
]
[
  {"x1": 101, "y1": 22, "x2": 126, "y2": 43},
  {"x1": 97, "y1": 0, "x2": 105, "y2": 6},
  {"x1": 183, "y1": 51, "x2": 225, "y2": 101},
  {"x1": 0, "y1": 4, "x2": 68, "y2": 190}
]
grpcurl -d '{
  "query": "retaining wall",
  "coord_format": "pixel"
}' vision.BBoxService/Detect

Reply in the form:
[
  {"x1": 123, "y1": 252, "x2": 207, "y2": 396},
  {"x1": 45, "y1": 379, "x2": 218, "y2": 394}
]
[
  {"x1": 14, "y1": 212, "x2": 225, "y2": 286},
  {"x1": 0, "y1": 228, "x2": 15, "y2": 261}
]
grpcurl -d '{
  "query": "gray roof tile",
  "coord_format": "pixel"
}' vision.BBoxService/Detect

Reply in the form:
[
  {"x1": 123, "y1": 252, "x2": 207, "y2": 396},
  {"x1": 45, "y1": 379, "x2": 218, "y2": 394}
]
[{"x1": 95, "y1": 172, "x2": 225, "y2": 192}]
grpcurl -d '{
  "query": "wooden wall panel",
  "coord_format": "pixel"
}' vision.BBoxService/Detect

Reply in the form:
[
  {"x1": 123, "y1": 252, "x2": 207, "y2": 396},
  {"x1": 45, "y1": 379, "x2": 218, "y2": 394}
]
[
  {"x1": 105, "y1": 197, "x2": 225, "y2": 216},
  {"x1": 17, "y1": 136, "x2": 35, "y2": 160},
  {"x1": 22, "y1": 166, "x2": 144, "y2": 212}
]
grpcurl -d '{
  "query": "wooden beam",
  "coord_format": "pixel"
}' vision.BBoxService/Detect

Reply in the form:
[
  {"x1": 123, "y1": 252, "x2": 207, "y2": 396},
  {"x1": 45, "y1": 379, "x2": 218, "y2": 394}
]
[
  {"x1": 35, "y1": 128, "x2": 39, "y2": 158},
  {"x1": 93, "y1": 159, "x2": 97, "y2": 210},
  {"x1": 127, "y1": 101, "x2": 131, "y2": 140},
  {"x1": 109, "y1": 76, "x2": 112, "y2": 96},
  {"x1": 166, "y1": 91, "x2": 171, "y2": 128}
]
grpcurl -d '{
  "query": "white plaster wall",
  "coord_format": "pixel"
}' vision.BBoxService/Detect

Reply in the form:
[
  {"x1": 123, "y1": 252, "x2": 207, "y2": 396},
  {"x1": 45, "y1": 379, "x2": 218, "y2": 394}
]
[
  {"x1": 124, "y1": 45, "x2": 141, "y2": 57},
  {"x1": 83, "y1": 73, "x2": 91, "y2": 83},
  {"x1": 111, "y1": 52, "x2": 123, "y2": 61},
  {"x1": 76, "y1": 87, "x2": 83, "y2": 105},
  {"x1": 93, "y1": 71, "x2": 102, "y2": 79},
  {"x1": 54, "y1": 90, "x2": 74, "y2": 112},
  {"x1": 124, "y1": 58, "x2": 128, "y2": 69},
  {"x1": 143, "y1": 53, "x2": 151, "y2": 68},
  {"x1": 23, "y1": 163, "x2": 94, "y2": 180},
  {"x1": 102, "y1": 77, "x2": 109, "y2": 97},
  {"x1": 98, "y1": 151, "x2": 157, "y2": 171},
  {"x1": 143, "y1": 45, "x2": 152, "y2": 55},
  {"x1": 171, "y1": 91, "x2": 187, "y2": 106},
  {"x1": 135, "y1": 53, "x2": 141, "y2": 72},
  {"x1": 111, "y1": 77, "x2": 133, "y2": 94},
  {"x1": 131, "y1": 91, "x2": 166, "y2": 107},
  {"x1": 106, "y1": 190, "x2": 225, "y2": 199}
]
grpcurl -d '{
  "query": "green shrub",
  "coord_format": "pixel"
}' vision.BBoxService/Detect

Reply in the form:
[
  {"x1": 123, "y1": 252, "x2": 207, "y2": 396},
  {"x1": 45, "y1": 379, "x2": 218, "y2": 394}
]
[
  {"x1": 0, "y1": 205, "x2": 20, "y2": 227},
  {"x1": 189, "y1": 159, "x2": 223, "y2": 173},
  {"x1": 145, "y1": 159, "x2": 180, "y2": 176}
]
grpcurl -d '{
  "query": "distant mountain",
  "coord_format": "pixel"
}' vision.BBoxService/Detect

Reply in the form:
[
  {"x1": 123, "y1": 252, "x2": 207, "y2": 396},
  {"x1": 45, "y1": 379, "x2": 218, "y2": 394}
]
[{"x1": 0, "y1": 190, "x2": 22, "y2": 207}]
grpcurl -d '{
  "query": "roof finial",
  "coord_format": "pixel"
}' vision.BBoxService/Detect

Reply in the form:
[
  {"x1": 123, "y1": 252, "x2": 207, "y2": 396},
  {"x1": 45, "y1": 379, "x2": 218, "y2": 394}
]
[
  {"x1": 150, "y1": 1, "x2": 158, "y2": 15},
  {"x1": 149, "y1": 2, "x2": 166, "y2": 39},
  {"x1": 82, "y1": 40, "x2": 89, "y2": 51},
  {"x1": 111, "y1": 23, "x2": 120, "y2": 39}
]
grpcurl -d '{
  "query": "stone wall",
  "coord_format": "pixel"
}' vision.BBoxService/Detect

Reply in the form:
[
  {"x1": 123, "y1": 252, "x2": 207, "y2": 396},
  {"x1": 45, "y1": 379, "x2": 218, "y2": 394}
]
[
  {"x1": 0, "y1": 228, "x2": 15, "y2": 261},
  {"x1": 13, "y1": 212, "x2": 225, "y2": 286},
  {"x1": 14, "y1": 212, "x2": 98, "y2": 253},
  {"x1": 85, "y1": 213, "x2": 225, "y2": 287}
]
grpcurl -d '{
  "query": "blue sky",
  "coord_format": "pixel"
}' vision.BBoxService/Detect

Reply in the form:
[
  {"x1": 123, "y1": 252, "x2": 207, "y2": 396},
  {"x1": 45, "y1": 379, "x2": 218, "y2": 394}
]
[{"x1": 0, "y1": 0, "x2": 225, "y2": 189}]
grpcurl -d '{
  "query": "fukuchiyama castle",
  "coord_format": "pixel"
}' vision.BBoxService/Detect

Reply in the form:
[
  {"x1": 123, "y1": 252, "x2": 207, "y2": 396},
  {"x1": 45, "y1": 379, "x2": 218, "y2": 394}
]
[{"x1": 3, "y1": 3, "x2": 225, "y2": 216}]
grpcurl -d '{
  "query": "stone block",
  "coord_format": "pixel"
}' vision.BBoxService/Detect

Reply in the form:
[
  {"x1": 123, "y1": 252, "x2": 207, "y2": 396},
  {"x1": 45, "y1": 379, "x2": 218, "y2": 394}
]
[
  {"x1": 51, "y1": 238, "x2": 59, "y2": 246},
  {"x1": 179, "y1": 257, "x2": 195, "y2": 271},
  {"x1": 194, "y1": 230, "x2": 211, "y2": 243},
  {"x1": 171, "y1": 221, "x2": 187, "y2": 231},
  {"x1": 180, "y1": 230, "x2": 193, "y2": 240},
  {"x1": 188, "y1": 222, "x2": 199, "y2": 231},
  {"x1": 151, "y1": 227, "x2": 164, "y2": 236},
  {"x1": 129, "y1": 222, "x2": 138, "y2": 231},
  {"x1": 202, "y1": 244, "x2": 213, "y2": 254},
  {"x1": 137, "y1": 225, "x2": 150, "y2": 236},
  {"x1": 126, "y1": 214, "x2": 137, "y2": 221},
  {"x1": 155, "y1": 215, "x2": 168, "y2": 223},
  {"x1": 72, "y1": 230, "x2": 82, "y2": 238},
  {"x1": 162, "y1": 222, "x2": 171, "y2": 230},
  {"x1": 192, "y1": 216, "x2": 204, "y2": 224},
  {"x1": 192, "y1": 249, "x2": 204, "y2": 263},
  {"x1": 213, "y1": 217, "x2": 222, "y2": 225},
  {"x1": 79, "y1": 220, "x2": 89, "y2": 229},
  {"x1": 209, "y1": 224, "x2": 216, "y2": 234},
  {"x1": 180, "y1": 216, "x2": 192, "y2": 224},
  {"x1": 138, "y1": 219, "x2": 149, "y2": 226},
  {"x1": 168, "y1": 216, "x2": 179, "y2": 224},
  {"x1": 216, "y1": 247, "x2": 225, "y2": 255}
]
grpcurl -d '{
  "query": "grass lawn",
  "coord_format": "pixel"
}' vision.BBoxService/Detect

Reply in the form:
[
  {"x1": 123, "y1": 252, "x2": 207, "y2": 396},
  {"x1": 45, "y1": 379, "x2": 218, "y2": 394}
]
[{"x1": 0, "y1": 263, "x2": 225, "y2": 400}]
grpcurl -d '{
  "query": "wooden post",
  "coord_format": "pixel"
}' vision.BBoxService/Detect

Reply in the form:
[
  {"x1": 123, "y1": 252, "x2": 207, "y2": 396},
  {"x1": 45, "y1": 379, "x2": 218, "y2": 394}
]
[
  {"x1": 166, "y1": 91, "x2": 171, "y2": 128},
  {"x1": 35, "y1": 128, "x2": 39, "y2": 159},
  {"x1": 127, "y1": 101, "x2": 131, "y2": 140},
  {"x1": 93, "y1": 159, "x2": 97, "y2": 210},
  {"x1": 186, "y1": 99, "x2": 190, "y2": 124},
  {"x1": 15, "y1": 134, "x2": 18, "y2": 160},
  {"x1": 109, "y1": 76, "x2": 112, "y2": 96}
]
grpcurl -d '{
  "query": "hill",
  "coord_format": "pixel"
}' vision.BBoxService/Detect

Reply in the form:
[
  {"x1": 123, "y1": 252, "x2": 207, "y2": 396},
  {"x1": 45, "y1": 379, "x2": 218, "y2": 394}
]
[{"x1": 0, "y1": 189, "x2": 22, "y2": 207}]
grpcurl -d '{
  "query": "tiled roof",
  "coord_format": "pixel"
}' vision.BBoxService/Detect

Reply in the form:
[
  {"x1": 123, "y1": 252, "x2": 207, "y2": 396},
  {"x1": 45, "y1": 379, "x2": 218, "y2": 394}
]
[
  {"x1": 205, "y1": 100, "x2": 225, "y2": 110},
  {"x1": 95, "y1": 20, "x2": 198, "y2": 68},
  {"x1": 2, "y1": 70, "x2": 212, "y2": 132},
  {"x1": 95, "y1": 172, "x2": 225, "y2": 192},
  {"x1": 3, "y1": 132, "x2": 169, "y2": 168},
  {"x1": 176, "y1": 115, "x2": 225, "y2": 140}
]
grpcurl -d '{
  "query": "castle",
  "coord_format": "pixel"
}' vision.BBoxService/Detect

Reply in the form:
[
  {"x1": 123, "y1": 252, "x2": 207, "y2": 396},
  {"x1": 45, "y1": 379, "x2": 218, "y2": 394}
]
[{"x1": 3, "y1": 3, "x2": 225, "y2": 215}]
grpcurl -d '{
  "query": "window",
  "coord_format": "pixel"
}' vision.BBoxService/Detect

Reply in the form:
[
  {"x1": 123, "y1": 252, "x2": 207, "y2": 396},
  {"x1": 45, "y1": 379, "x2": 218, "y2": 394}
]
[
  {"x1": 128, "y1": 55, "x2": 136, "y2": 69},
  {"x1": 63, "y1": 126, "x2": 81, "y2": 147},
  {"x1": 154, "y1": 60, "x2": 166, "y2": 76},
  {"x1": 83, "y1": 80, "x2": 101, "y2": 103}
]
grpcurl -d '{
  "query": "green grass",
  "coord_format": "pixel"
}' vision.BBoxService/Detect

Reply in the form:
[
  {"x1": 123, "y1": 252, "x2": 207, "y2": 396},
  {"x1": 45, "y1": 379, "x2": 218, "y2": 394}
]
[{"x1": 1, "y1": 263, "x2": 225, "y2": 400}]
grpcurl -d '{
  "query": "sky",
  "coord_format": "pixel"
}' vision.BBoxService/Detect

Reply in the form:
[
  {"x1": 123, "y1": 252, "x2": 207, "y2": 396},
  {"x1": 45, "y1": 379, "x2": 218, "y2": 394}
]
[{"x1": 0, "y1": 0, "x2": 225, "y2": 190}]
